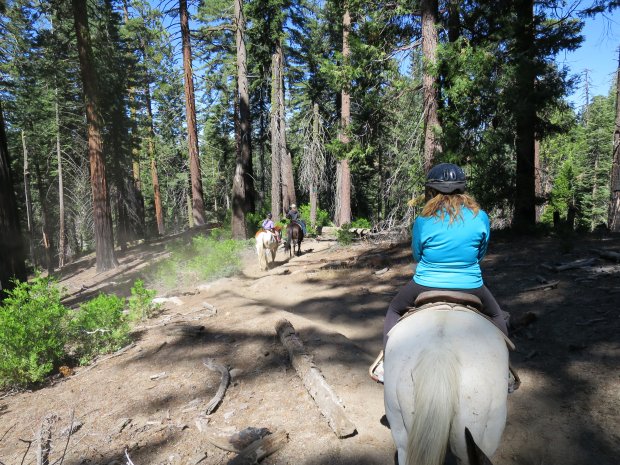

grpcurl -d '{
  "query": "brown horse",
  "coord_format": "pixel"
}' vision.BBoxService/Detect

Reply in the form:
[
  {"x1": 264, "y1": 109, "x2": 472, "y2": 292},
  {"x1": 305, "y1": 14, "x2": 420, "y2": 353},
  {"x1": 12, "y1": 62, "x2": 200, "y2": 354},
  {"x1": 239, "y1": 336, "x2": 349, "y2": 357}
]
[{"x1": 284, "y1": 222, "x2": 303, "y2": 257}]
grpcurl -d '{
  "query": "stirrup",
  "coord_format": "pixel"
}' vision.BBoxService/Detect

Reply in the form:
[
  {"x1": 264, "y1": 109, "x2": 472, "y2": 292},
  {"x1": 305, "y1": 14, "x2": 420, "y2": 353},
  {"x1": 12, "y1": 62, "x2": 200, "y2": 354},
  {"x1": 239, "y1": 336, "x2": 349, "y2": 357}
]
[
  {"x1": 508, "y1": 363, "x2": 521, "y2": 393},
  {"x1": 369, "y1": 351, "x2": 384, "y2": 384}
]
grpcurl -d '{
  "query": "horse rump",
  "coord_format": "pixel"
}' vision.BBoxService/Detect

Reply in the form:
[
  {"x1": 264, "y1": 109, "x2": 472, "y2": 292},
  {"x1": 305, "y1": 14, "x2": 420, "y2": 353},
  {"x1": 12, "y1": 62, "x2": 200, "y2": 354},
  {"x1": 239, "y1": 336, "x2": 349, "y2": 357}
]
[{"x1": 384, "y1": 308, "x2": 508, "y2": 465}]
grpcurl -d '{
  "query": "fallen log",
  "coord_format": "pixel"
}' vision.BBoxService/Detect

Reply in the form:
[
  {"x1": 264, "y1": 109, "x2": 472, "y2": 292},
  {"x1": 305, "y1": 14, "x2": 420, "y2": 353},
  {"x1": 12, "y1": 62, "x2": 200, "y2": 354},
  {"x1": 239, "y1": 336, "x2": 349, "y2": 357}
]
[
  {"x1": 542, "y1": 258, "x2": 597, "y2": 272},
  {"x1": 203, "y1": 359, "x2": 230, "y2": 414},
  {"x1": 275, "y1": 319, "x2": 356, "y2": 438},
  {"x1": 590, "y1": 248, "x2": 620, "y2": 262},
  {"x1": 227, "y1": 430, "x2": 288, "y2": 465}
]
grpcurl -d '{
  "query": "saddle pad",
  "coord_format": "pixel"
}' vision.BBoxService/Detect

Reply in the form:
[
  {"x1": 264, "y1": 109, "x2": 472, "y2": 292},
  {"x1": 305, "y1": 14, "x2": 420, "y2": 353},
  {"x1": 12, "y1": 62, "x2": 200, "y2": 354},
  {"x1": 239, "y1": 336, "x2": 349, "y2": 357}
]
[
  {"x1": 399, "y1": 304, "x2": 516, "y2": 351},
  {"x1": 414, "y1": 290, "x2": 483, "y2": 311}
]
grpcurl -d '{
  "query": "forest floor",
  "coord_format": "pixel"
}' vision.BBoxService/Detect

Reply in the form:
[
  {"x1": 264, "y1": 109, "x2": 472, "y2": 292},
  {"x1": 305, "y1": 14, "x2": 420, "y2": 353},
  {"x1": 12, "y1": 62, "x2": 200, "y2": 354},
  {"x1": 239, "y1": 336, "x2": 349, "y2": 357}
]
[{"x1": 0, "y1": 229, "x2": 619, "y2": 465}]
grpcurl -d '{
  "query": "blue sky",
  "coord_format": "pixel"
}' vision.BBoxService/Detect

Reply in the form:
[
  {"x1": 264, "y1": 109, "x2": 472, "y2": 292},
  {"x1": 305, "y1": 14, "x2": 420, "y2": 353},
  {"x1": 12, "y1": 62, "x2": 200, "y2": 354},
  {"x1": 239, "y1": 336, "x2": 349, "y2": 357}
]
[{"x1": 556, "y1": 8, "x2": 620, "y2": 108}]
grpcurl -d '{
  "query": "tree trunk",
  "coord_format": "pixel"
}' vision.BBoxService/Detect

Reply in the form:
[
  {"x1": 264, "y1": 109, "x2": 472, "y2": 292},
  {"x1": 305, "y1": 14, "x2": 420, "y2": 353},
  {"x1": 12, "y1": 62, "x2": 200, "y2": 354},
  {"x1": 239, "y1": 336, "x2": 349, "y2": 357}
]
[
  {"x1": 124, "y1": 4, "x2": 145, "y2": 241},
  {"x1": 609, "y1": 49, "x2": 620, "y2": 232},
  {"x1": 104, "y1": 0, "x2": 129, "y2": 253},
  {"x1": 238, "y1": 2, "x2": 255, "y2": 214},
  {"x1": 447, "y1": 0, "x2": 460, "y2": 43},
  {"x1": 310, "y1": 103, "x2": 319, "y2": 229},
  {"x1": 278, "y1": 43, "x2": 296, "y2": 213},
  {"x1": 72, "y1": 0, "x2": 118, "y2": 272},
  {"x1": 512, "y1": 0, "x2": 537, "y2": 231},
  {"x1": 534, "y1": 137, "x2": 542, "y2": 222},
  {"x1": 335, "y1": 4, "x2": 352, "y2": 227},
  {"x1": 34, "y1": 161, "x2": 55, "y2": 274},
  {"x1": 22, "y1": 130, "x2": 36, "y2": 265},
  {"x1": 421, "y1": 0, "x2": 442, "y2": 172},
  {"x1": 270, "y1": 52, "x2": 282, "y2": 221},
  {"x1": 231, "y1": 0, "x2": 251, "y2": 239},
  {"x1": 144, "y1": 78, "x2": 164, "y2": 236},
  {"x1": 180, "y1": 0, "x2": 206, "y2": 227},
  {"x1": 0, "y1": 100, "x2": 27, "y2": 294},
  {"x1": 55, "y1": 98, "x2": 66, "y2": 268}
]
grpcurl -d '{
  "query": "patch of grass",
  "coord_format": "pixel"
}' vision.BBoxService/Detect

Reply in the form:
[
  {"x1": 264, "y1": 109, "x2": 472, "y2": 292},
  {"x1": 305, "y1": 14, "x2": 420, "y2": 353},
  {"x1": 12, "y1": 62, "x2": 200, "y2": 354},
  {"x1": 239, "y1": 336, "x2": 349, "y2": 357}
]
[{"x1": 148, "y1": 233, "x2": 250, "y2": 290}]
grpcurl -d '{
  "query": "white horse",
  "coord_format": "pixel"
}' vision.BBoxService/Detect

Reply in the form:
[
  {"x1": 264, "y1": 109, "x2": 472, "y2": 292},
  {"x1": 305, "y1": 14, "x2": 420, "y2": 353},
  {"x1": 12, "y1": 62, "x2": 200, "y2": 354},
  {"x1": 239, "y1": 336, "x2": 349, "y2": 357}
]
[
  {"x1": 255, "y1": 227, "x2": 280, "y2": 270},
  {"x1": 384, "y1": 299, "x2": 509, "y2": 465}
]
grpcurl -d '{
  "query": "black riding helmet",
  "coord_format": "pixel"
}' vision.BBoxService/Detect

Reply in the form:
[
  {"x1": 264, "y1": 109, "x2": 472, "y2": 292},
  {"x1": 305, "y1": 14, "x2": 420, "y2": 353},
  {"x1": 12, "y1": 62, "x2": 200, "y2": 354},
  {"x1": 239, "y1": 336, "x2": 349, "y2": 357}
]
[
  {"x1": 267, "y1": 212, "x2": 273, "y2": 219},
  {"x1": 425, "y1": 163, "x2": 466, "y2": 194}
]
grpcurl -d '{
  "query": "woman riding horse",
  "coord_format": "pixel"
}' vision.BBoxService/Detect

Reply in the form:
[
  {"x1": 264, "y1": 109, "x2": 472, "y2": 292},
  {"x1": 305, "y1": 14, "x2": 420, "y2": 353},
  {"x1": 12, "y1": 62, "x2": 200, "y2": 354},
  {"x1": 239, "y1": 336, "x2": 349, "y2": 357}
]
[{"x1": 371, "y1": 163, "x2": 508, "y2": 382}]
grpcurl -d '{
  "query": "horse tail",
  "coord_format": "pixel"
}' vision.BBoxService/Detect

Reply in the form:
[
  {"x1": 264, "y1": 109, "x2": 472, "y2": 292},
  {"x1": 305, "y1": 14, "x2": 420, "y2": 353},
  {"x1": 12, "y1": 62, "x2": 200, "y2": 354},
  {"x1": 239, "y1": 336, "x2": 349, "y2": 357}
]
[
  {"x1": 255, "y1": 233, "x2": 268, "y2": 269},
  {"x1": 406, "y1": 347, "x2": 459, "y2": 465},
  {"x1": 284, "y1": 225, "x2": 292, "y2": 253}
]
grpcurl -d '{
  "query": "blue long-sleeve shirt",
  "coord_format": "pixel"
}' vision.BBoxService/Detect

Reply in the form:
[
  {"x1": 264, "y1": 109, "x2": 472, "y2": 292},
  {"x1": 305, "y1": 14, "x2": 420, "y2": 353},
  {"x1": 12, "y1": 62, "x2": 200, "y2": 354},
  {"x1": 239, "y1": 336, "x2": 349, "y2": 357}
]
[{"x1": 412, "y1": 208, "x2": 490, "y2": 289}]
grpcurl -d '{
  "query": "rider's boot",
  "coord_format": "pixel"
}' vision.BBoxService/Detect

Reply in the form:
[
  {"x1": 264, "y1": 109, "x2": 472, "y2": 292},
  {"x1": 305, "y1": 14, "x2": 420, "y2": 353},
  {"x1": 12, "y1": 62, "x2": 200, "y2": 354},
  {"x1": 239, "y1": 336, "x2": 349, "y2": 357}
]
[
  {"x1": 369, "y1": 350, "x2": 384, "y2": 384},
  {"x1": 508, "y1": 363, "x2": 520, "y2": 393}
]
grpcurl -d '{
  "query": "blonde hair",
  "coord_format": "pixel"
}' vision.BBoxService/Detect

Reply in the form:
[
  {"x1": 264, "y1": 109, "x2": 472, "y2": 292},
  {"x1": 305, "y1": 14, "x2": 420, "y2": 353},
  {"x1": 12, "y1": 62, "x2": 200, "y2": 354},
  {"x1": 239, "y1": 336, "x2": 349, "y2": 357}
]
[{"x1": 421, "y1": 192, "x2": 480, "y2": 224}]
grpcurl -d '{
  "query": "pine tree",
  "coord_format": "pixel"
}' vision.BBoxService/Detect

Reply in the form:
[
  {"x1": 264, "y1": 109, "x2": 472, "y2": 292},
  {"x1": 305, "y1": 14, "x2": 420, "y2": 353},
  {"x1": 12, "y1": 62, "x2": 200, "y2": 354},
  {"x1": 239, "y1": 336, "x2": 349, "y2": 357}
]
[
  {"x1": 609, "y1": 49, "x2": 620, "y2": 231},
  {"x1": 179, "y1": 0, "x2": 206, "y2": 227},
  {"x1": 72, "y1": 0, "x2": 118, "y2": 271}
]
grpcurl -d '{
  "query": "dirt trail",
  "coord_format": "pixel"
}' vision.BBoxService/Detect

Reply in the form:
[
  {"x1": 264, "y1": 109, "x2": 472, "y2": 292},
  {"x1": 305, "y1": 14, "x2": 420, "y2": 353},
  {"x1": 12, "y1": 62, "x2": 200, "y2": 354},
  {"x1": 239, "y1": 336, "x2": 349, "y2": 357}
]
[{"x1": 0, "y1": 233, "x2": 619, "y2": 465}]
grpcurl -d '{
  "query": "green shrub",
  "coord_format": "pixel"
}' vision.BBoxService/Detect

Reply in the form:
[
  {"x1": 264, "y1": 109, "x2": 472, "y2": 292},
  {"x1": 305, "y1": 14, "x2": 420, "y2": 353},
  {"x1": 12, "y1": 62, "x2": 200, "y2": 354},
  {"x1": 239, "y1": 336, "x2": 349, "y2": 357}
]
[
  {"x1": 349, "y1": 217, "x2": 372, "y2": 229},
  {"x1": 336, "y1": 223, "x2": 355, "y2": 245},
  {"x1": 0, "y1": 277, "x2": 68, "y2": 388},
  {"x1": 298, "y1": 204, "x2": 332, "y2": 236},
  {"x1": 69, "y1": 293, "x2": 129, "y2": 365},
  {"x1": 127, "y1": 279, "x2": 159, "y2": 322}
]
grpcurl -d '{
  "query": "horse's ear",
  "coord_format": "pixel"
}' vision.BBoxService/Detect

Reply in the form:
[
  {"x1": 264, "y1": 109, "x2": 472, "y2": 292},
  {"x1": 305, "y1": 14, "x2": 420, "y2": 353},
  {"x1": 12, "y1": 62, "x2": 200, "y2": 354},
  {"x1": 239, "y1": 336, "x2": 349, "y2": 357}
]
[{"x1": 465, "y1": 428, "x2": 493, "y2": 465}]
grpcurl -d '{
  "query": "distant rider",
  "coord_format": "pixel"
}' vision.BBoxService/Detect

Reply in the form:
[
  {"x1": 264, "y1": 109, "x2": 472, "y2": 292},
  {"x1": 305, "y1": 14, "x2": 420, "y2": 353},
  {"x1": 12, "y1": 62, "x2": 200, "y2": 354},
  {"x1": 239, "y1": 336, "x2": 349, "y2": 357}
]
[
  {"x1": 262, "y1": 213, "x2": 280, "y2": 242},
  {"x1": 286, "y1": 204, "x2": 307, "y2": 236}
]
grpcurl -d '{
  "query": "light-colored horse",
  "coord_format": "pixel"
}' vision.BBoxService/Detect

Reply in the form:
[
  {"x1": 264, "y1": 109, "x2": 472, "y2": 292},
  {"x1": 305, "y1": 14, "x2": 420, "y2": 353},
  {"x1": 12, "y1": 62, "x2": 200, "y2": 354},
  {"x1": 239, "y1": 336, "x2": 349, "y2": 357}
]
[
  {"x1": 255, "y1": 227, "x2": 281, "y2": 270},
  {"x1": 384, "y1": 304, "x2": 509, "y2": 465}
]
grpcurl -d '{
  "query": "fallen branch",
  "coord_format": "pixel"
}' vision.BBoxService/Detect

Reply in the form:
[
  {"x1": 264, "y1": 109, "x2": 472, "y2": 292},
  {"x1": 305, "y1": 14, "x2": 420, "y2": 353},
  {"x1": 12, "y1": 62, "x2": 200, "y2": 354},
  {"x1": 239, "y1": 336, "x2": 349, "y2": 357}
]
[
  {"x1": 0, "y1": 423, "x2": 15, "y2": 443},
  {"x1": 590, "y1": 248, "x2": 620, "y2": 262},
  {"x1": 124, "y1": 448, "x2": 136, "y2": 465},
  {"x1": 521, "y1": 280, "x2": 559, "y2": 292},
  {"x1": 18, "y1": 438, "x2": 33, "y2": 465},
  {"x1": 275, "y1": 319, "x2": 356, "y2": 438},
  {"x1": 54, "y1": 410, "x2": 75, "y2": 465},
  {"x1": 227, "y1": 430, "x2": 288, "y2": 465},
  {"x1": 37, "y1": 414, "x2": 57, "y2": 465},
  {"x1": 542, "y1": 258, "x2": 597, "y2": 272},
  {"x1": 203, "y1": 359, "x2": 230, "y2": 414},
  {"x1": 575, "y1": 318, "x2": 606, "y2": 326}
]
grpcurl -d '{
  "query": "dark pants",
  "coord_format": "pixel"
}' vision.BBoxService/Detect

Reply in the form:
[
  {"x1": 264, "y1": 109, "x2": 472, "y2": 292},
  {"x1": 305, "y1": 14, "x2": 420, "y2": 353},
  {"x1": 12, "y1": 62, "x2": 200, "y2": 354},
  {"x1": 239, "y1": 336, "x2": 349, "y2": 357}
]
[{"x1": 383, "y1": 280, "x2": 508, "y2": 348}]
